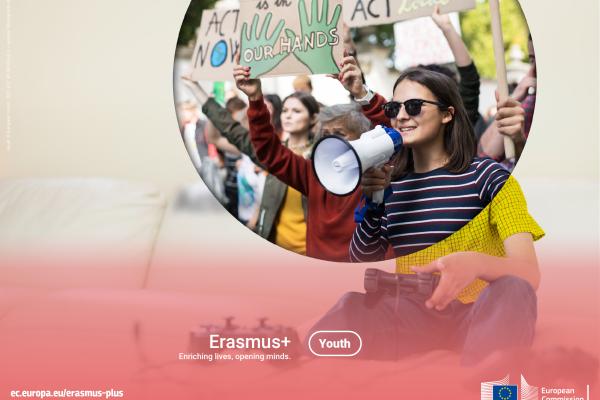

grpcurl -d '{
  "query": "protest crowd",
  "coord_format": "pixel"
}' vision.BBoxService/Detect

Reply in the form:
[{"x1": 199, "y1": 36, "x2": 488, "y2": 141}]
[{"x1": 178, "y1": 5, "x2": 538, "y2": 262}]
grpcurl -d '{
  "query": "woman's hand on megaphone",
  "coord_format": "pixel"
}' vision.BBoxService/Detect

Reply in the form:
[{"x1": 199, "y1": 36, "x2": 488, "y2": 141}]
[
  {"x1": 233, "y1": 51, "x2": 263, "y2": 101},
  {"x1": 361, "y1": 164, "x2": 393, "y2": 200}
]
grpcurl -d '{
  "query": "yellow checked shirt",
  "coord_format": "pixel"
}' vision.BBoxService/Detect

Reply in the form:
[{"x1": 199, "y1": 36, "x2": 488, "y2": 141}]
[{"x1": 396, "y1": 176, "x2": 545, "y2": 303}]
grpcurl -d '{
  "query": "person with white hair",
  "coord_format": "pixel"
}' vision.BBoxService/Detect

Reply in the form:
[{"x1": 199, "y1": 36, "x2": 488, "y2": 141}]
[{"x1": 234, "y1": 64, "x2": 378, "y2": 261}]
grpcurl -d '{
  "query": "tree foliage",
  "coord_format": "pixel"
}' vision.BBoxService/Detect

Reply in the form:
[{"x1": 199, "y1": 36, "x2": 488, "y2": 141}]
[
  {"x1": 460, "y1": 0, "x2": 530, "y2": 78},
  {"x1": 178, "y1": 0, "x2": 219, "y2": 46}
]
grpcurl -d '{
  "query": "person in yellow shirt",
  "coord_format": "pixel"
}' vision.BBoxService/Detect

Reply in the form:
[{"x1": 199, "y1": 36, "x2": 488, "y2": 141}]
[{"x1": 308, "y1": 57, "x2": 542, "y2": 365}]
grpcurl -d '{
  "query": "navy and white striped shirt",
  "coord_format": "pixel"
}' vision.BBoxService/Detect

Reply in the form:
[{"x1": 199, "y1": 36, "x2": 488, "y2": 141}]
[{"x1": 350, "y1": 158, "x2": 510, "y2": 262}]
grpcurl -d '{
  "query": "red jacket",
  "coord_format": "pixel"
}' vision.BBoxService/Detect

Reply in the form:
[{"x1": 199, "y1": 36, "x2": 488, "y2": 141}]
[
  {"x1": 248, "y1": 98, "x2": 363, "y2": 262},
  {"x1": 362, "y1": 92, "x2": 390, "y2": 126}
]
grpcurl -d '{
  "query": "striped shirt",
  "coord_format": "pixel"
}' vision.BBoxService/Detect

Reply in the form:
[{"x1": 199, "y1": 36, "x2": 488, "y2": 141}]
[{"x1": 350, "y1": 158, "x2": 510, "y2": 262}]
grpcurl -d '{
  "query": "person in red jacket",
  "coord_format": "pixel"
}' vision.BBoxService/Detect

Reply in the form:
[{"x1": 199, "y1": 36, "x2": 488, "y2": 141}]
[{"x1": 233, "y1": 64, "x2": 371, "y2": 262}]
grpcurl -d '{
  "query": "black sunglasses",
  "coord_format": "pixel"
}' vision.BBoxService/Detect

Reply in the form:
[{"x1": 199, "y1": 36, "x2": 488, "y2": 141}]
[{"x1": 382, "y1": 99, "x2": 448, "y2": 118}]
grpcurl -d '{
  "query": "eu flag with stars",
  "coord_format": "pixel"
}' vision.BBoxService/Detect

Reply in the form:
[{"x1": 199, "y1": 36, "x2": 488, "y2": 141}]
[{"x1": 493, "y1": 385, "x2": 518, "y2": 400}]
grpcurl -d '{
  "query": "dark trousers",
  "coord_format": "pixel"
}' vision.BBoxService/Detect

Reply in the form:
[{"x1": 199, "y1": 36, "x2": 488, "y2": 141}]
[
  {"x1": 306, "y1": 276, "x2": 537, "y2": 365},
  {"x1": 224, "y1": 184, "x2": 238, "y2": 219}
]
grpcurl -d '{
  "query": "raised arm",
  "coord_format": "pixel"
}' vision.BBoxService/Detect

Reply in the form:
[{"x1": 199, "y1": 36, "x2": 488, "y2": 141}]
[
  {"x1": 181, "y1": 75, "x2": 211, "y2": 104},
  {"x1": 201, "y1": 99, "x2": 264, "y2": 166},
  {"x1": 205, "y1": 120, "x2": 241, "y2": 156},
  {"x1": 479, "y1": 94, "x2": 526, "y2": 162},
  {"x1": 431, "y1": 5, "x2": 472, "y2": 67},
  {"x1": 337, "y1": 55, "x2": 390, "y2": 127},
  {"x1": 432, "y1": 5, "x2": 480, "y2": 125},
  {"x1": 182, "y1": 76, "x2": 264, "y2": 165},
  {"x1": 233, "y1": 64, "x2": 311, "y2": 195}
]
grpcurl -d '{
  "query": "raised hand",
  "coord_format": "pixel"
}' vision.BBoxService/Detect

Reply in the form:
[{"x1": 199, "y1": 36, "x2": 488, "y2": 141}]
[
  {"x1": 285, "y1": 0, "x2": 341, "y2": 74},
  {"x1": 241, "y1": 13, "x2": 287, "y2": 78},
  {"x1": 431, "y1": 4, "x2": 452, "y2": 32},
  {"x1": 336, "y1": 55, "x2": 365, "y2": 98},
  {"x1": 181, "y1": 75, "x2": 210, "y2": 104},
  {"x1": 495, "y1": 92, "x2": 526, "y2": 145},
  {"x1": 233, "y1": 57, "x2": 263, "y2": 101}
]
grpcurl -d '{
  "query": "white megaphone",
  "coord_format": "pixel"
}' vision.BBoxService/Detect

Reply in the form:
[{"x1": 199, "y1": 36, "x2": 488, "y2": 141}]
[{"x1": 312, "y1": 125, "x2": 403, "y2": 203}]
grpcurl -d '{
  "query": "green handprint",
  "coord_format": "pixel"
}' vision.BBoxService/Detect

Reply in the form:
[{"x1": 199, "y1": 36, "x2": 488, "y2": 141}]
[
  {"x1": 241, "y1": 13, "x2": 287, "y2": 78},
  {"x1": 285, "y1": 0, "x2": 341, "y2": 74}
]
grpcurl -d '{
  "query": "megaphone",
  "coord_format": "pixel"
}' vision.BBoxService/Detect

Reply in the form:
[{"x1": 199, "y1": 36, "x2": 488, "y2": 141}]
[{"x1": 312, "y1": 125, "x2": 403, "y2": 203}]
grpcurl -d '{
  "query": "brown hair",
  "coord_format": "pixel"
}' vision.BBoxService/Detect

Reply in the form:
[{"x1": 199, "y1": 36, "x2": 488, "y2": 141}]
[
  {"x1": 283, "y1": 91, "x2": 320, "y2": 130},
  {"x1": 390, "y1": 67, "x2": 476, "y2": 178}
]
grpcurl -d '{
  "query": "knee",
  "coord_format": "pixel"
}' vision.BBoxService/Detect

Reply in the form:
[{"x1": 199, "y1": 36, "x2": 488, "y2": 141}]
[
  {"x1": 309, "y1": 292, "x2": 366, "y2": 330},
  {"x1": 337, "y1": 291, "x2": 365, "y2": 306},
  {"x1": 488, "y1": 276, "x2": 537, "y2": 309},
  {"x1": 304, "y1": 292, "x2": 366, "y2": 351},
  {"x1": 491, "y1": 275, "x2": 535, "y2": 295}
]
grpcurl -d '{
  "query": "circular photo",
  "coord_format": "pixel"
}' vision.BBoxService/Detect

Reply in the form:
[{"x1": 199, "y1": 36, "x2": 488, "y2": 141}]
[{"x1": 172, "y1": 0, "x2": 539, "y2": 263}]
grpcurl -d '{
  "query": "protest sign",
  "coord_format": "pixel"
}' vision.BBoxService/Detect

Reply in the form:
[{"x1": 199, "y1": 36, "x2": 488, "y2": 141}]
[
  {"x1": 190, "y1": 8, "x2": 240, "y2": 81},
  {"x1": 239, "y1": 0, "x2": 344, "y2": 78},
  {"x1": 393, "y1": 13, "x2": 460, "y2": 71},
  {"x1": 344, "y1": 0, "x2": 474, "y2": 27}
]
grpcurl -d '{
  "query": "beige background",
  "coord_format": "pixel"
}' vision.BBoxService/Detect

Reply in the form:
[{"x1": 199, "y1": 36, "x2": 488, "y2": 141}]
[
  {"x1": 0, "y1": 0, "x2": 598, "y2": 251},
  {"x1": 0, "y1": 0, "x2": 198, "y2": 196}
]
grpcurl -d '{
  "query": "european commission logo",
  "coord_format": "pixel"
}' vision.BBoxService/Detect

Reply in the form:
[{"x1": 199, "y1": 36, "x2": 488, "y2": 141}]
[
  {"x1": 492, "y1": 385, "x2": 517, "y2": 400},
  {"x1": 481, "y1": 374, "x2": 538, "y2": 400}
]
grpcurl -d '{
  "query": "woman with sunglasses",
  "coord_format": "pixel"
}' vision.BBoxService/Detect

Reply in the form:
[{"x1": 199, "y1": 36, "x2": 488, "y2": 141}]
[
  {"x1": 346, "y1": 63, "x2": 539, "y2": 262},
  {"x1": 309, "y1": 57, "x2": 545, "y2": 364}
]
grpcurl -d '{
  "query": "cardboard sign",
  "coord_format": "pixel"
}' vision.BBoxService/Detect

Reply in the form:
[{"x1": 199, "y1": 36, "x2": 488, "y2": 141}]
[
  {"x1": 190, "y1": 8, "x2": 241, "y2": 82},
  {"x1": 393, "y1": 13, "x2": 460, "y2": 71},
  {"x1": 239, "y1": 0, "x2": 344, "y2": 78},
  {"x1": 344, "y1": 0, "x2": 475, "y2": 27}
]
